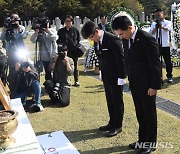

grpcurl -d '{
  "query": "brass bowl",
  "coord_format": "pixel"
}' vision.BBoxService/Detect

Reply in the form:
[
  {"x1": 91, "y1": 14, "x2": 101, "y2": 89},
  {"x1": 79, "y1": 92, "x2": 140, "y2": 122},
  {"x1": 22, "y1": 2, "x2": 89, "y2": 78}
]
[{"x1": 0, "y1": 110, "x2": 18, "y2": 148}]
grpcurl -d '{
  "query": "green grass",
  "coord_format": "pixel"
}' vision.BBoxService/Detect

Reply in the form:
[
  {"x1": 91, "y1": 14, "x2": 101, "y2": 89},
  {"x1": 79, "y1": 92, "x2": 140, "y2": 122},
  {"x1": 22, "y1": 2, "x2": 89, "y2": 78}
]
[
  {"x1": 158, "y1": 67, "x2": 180, "y2": 104},
  {"x1": 27, "y1": 70, "x2": 180, "y2": 154}
]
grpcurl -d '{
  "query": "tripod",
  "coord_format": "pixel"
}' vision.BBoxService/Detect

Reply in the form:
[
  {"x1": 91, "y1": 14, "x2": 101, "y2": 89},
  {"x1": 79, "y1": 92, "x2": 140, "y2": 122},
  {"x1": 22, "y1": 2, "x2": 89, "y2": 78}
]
[
  {"x1": 34, "y1": 32, "x2": 44, "y2": 80},
  {"x1": 2, "y1": 30, "x2": 16, "y2": 86},
  {"x1": 34, "y1": 30, "x2": 52, "y2": 81},
  {"x1": 156, "y1": 27, "x2": 164, "y2": 86}
]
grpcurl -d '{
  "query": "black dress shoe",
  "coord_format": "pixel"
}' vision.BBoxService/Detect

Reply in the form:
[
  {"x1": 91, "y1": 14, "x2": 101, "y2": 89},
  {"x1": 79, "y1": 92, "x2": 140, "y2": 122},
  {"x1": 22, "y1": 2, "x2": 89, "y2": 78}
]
[
  {"x1": 138, "y1": 148, "x2": 156, "y2": 154},
  {"x1": 106, "y1": 128, "x2": 122, "y2": 137},
  {"x1": 129, "y1": 142, "x2": 140, "y2": 149},
  {"x1": 99, "y1": 125, "x2": 112, "y2": 131}
]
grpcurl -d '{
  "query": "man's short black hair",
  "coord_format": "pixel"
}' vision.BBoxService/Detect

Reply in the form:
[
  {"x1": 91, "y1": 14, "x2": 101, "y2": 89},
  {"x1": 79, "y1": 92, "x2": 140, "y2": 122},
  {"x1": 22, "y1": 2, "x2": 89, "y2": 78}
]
[
  {"x1": 57, "y1": 43, "x2": 68, "y2": 52},
  {"x1": 154, "y1": 8, "x2": 163, "y2": 13},
  {"x1": 65, "y1": 15, "x2": 73, "y2": 22},
  {"x1": 112, "y1": 16, "x2": 133, "y2": 31},
  {"x1": 100, "y1": 15, "x2": 106, "y2": 19},
  {"x1": 21, "y1": 62, "x2": 29, "y2": 68},
  {"x1": 81, "y1": 21, "x2": 97, "y2": 39},
  {"x1": 11, "y1": 11, "x2": 18, "y2": 15}
]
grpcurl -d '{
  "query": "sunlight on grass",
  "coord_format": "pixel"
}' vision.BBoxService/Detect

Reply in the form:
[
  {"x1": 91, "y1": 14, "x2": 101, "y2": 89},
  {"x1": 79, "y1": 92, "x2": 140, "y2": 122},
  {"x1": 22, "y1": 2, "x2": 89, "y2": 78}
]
[
  {"x1": 28, "y1": 73, "x2": 180, "y2": 154},
  {"x1": 158, "y1": 67, "x2": 180, "y2": 104}
]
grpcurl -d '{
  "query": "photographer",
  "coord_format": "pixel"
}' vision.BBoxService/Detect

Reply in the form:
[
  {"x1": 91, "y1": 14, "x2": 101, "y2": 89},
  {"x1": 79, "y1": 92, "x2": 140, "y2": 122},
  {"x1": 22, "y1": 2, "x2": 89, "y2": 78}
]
[
  {"x1": 7, "y1": 61, "x2": 44, "y2": 112},
  {"x1": 57, "y1": 15, "x2": 81, "y2": 87},
  {"x1": 30, "y1": 17, "x2": 58, "y2": 80},
  {"x1": 44, "y1": 44, "x2": 74, "y2": 107},
  {"x1": 149, "y1": 8, "x2": 173, "y2": 83},
  {"x1": 0, "y1": 12, "x2": 28, "y2": 73}
]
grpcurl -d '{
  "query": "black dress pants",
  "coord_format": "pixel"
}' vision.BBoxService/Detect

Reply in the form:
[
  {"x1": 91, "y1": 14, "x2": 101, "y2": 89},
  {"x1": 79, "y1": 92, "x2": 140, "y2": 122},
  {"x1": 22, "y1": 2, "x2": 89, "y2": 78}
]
[
  {"x1": 161, "y1": 47, "x2": 173, "y2": 78},
  {"x1": 42, "y1": 61, "x2": 52, "y2": 80},
  {"x1": 103, "y1": 77, "x2": 124, "y2": 129},
  {"x1": 131, "y1": 89, "x2": 157, "y2": 144},
  {"x1": 72, "y1": 57, "x2": 79, "y2": 83}
]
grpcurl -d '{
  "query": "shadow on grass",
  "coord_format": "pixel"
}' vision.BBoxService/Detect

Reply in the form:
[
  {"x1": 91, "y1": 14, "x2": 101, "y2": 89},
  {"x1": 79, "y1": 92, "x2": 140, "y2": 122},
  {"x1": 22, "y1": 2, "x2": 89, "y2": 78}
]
[
  {"x1": 80, "y1": 146, "x2": 136, "y2": 154},
  {"x1": 161, "y1": 76, "x2": 180, "y2": 89},
  {"x1": 83, "y1": 84, "x2": 104, "y2": 93},
  {"x1": 79, "y1": 70, "x2": 100, "y2": 78},
  {"x1": 64, "y1": 128, "x2": 105, "y2": 143},
  {"x1": 36, "y1": 131, "x2": 50, "y2": 136}
]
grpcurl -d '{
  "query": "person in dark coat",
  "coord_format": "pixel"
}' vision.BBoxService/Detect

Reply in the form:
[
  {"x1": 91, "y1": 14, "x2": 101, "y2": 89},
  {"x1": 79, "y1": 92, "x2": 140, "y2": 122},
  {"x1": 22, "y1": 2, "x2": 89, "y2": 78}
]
[
  {"x1": 57, "y1": 15, "x2": 80, "y2": 87},
  {"x1": 81, "y1": 21, "x2": 126, "y2": 137},
  {"x1": 112, "y1": 16, "x2": 161, "y2": 154}
]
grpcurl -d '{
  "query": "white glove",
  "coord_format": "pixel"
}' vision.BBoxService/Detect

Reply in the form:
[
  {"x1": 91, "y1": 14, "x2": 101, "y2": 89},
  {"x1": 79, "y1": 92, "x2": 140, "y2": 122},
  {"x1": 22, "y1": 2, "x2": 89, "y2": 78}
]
[{"x1": 117, "y1": 78, "x2": 126, "y2": 85}]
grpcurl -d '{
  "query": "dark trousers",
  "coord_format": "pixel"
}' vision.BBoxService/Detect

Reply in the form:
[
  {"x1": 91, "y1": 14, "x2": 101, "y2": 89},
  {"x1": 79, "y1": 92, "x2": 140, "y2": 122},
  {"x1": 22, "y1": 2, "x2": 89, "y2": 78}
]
[
  {"x1": 44, "y1": 80, "x2": 70, "y2": 107},
  {"x1": 131, "y1": 89, "x2": 157, "y2": 144},
  {"x1": 161, "y1": 47, "x2": 173, "y2": 78},
  {"x1": 42, "y1": 61, "x2": 52, "y2": 80},
  {"x1": 72, "y1": 57, "x2": 79, "y2": 83},
  {"x1": 103, "y1": 77, "x2": 124, "y2": 129}
]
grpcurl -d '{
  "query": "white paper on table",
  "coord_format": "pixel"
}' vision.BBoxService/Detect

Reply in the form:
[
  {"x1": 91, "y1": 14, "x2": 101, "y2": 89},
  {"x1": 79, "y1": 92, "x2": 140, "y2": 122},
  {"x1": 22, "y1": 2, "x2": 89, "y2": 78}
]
[{"x1": 37, "y1": 131, "x2": 80, "y2": 154}]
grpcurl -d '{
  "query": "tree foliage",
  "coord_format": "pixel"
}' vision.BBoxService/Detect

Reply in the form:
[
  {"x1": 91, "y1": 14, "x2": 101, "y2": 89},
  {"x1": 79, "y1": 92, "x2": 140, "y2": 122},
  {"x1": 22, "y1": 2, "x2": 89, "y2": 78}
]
[{"x1": 0, "y1": 0, "x2": 173, "y2": 25}]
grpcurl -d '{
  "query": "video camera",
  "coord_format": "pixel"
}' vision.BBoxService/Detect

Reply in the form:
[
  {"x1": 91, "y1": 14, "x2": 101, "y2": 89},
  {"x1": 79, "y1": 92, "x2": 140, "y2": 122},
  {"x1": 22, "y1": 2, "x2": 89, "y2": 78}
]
[
  {"x1": 32, "y1": 17, "x2": 49, "y2": 31},
  {"x1": 4, "y1": 16, "x2": 20, "y2": 31},
  {"x1": 57, "y1": 44, "x2": 68, "y2": 60}
]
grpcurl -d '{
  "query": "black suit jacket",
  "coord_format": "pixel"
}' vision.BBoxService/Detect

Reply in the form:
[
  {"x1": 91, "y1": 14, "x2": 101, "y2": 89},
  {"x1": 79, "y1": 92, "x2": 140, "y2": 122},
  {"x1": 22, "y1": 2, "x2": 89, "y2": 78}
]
[
  {"x1": 122, "y1": 29, "x2": 161, "y2": 92},
  {"x1": 98, "y1": 23, "x2": 110, "y2": 32},
  {"x1": 96, "y1": 32, "x2": 126, "y2": 82}
]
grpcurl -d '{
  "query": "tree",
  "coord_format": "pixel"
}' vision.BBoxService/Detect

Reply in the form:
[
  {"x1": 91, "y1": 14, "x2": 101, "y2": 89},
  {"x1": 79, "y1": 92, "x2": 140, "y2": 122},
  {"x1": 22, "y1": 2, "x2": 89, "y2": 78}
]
[{"x1": 138, "y1": 0, "x2": 166, "y2": 15}]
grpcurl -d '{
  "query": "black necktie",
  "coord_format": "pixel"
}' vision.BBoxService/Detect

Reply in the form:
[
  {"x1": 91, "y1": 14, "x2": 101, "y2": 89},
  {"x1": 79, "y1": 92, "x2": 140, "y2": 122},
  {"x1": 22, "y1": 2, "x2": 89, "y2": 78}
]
[
  {"x1": 99, "y1": 41, "x2": 102, "y2": 51},
  {"x1": 130, "y1": 38, "x2": 133, "y2": 48}
]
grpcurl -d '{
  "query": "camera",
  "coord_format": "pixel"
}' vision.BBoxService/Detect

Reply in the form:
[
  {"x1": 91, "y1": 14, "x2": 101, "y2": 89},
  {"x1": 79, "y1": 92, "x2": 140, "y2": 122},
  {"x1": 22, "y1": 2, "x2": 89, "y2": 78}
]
[
  {"x1": 4, "y1": 16, "x2": 20, "y2": 30},
  {"x1": 57, "y1": 44, "x2": 68, "y2": 59},
  {"x1": 52, "y1": 83, "x2": 61, "y2": 98},
  {"x1": 155, "y1": 19, "x2": 162, "y2": 28},
  {"x1": 154, "y1": 15, "x2": 162, "y2": 28},
  {"x1": 4, "y1": 16, "x2": 20, "y2": 42},
  {"x1": 32, "y1": 17, "x2": 49, "y2": 31}
]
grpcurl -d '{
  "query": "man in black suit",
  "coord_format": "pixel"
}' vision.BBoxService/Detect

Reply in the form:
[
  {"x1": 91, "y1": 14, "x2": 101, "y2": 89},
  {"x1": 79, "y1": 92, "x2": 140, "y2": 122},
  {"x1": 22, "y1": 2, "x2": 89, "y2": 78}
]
[
  {"x1": 81, "y1": 21, "x2": 126, "y2": 137},
  {"x1": 98, "y1": 15, "x2": 110, "y2": 32},
  {"x1": 112, "y1": 16, "x2": 161, "y2": 154}
]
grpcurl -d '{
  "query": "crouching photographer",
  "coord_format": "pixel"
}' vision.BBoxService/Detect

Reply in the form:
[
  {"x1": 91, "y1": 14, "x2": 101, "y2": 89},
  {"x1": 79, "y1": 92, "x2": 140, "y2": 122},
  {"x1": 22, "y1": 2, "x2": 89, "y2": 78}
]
[
  {"x1": 44, "y1": 44, "x2": 74, "y2": 107},
  {"x1": 7, "y1": 61, "x2": 44, "y2": 112}
]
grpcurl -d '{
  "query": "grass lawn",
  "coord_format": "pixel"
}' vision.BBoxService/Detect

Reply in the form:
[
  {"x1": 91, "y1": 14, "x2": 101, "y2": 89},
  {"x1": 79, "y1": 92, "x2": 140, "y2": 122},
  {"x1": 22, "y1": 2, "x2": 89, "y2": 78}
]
[
  {"x1": 27, "y1": 69, "x2": 180, "y2": 154},
  {"x1": 158, "y1": 67, "x2": 180, "y2": 104}
]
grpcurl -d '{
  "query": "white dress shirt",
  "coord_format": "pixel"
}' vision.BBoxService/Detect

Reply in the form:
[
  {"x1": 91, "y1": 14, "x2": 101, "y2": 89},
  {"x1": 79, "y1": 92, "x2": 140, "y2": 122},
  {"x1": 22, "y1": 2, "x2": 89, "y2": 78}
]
[
  {"x1": 149, "y1": 19, "x2": 172, "y2": 47},
  {"x1": 129, "y1": 26, "x2": 138, "y2": 48}
]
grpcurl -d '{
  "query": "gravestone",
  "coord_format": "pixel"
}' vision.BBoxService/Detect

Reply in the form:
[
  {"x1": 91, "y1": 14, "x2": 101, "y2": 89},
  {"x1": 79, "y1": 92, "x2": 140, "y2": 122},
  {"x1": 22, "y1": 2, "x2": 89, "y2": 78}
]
[
  {"x1": 139, "y1": 12, "x2": 145, "y2": 23},
  {"x1": 94, "y1": 18, "x2": 98, "y2": 26},
  {"x1": 55, "y1": 17, "x2": 62, "y2": 31},
  {"x1": 74, "y1": 16, "x2": 81, "y2": 32},
  {"x1": 83, "y1": 17, "x2": 90, "y2": 24}
]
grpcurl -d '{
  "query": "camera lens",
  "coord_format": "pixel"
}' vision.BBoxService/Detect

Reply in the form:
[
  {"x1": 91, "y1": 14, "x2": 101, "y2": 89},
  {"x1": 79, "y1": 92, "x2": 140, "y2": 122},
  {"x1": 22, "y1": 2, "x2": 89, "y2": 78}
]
[{"x1": 52, "y1": 83, "x2": 61, "y2": 97}]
